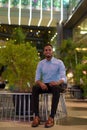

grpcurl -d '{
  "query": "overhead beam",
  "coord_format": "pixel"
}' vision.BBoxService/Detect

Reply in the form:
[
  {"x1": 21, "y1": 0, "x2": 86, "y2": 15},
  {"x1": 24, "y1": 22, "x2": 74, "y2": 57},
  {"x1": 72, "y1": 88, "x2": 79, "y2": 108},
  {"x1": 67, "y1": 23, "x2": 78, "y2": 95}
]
[{"x1": 64, "y1": 0, "x2": 87, "y2": 28}]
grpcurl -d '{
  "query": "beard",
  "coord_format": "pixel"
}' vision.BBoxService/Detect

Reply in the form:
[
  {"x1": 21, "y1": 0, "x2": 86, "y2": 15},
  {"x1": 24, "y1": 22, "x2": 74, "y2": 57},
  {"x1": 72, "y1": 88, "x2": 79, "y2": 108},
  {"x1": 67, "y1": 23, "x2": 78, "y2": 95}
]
[{"x1": 46, "y1": 55, "x2": 52, "y2": 59}]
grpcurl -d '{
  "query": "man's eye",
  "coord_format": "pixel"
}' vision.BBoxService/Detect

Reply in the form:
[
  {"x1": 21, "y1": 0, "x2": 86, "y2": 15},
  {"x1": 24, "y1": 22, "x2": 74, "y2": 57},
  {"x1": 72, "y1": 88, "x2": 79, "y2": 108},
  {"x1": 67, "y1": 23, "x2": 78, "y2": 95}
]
[{"x1": 45, "y1": 49, "x2": 51, "y2": 51}]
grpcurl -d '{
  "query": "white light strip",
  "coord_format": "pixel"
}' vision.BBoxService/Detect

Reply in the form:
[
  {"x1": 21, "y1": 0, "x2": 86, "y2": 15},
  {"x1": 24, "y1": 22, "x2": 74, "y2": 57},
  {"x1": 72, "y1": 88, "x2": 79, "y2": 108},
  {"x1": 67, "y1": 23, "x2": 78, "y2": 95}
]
[
  {"x1": 38, "y1": 0, "x2": 42, "y2": 27},
  {"x1": 59, "y1": 0, "x2": 63, "y2": 24},
  {"x1": 47, "y1": 0, "x2": 53, "y2": 27},
  {"x1": 8, "y1": 0, "x2": 11, "y2": 25},
  {"x1": 18, "y1": 0, "x2": 21, "y2": 25},
  {"x1": 51, "y1": 32, "x2": 57, "y2": 41},
  {"x1": 28, "y1": 0, "x2": 32, "y2": 26}
]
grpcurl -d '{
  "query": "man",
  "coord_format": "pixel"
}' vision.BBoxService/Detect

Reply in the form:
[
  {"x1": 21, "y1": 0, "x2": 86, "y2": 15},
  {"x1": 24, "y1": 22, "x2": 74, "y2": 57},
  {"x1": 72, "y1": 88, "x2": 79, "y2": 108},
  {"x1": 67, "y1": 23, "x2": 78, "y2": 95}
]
[{"x1": 31, "y1": 44, "x2": 67, "y2": 128}]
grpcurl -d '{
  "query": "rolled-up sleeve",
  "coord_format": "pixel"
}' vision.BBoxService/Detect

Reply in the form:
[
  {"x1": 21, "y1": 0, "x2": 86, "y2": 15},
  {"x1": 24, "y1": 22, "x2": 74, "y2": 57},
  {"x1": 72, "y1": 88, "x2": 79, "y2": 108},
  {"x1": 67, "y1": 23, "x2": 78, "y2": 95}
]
[{"x1": 59, "y1": 61, "x2": 67, "y2": 83}]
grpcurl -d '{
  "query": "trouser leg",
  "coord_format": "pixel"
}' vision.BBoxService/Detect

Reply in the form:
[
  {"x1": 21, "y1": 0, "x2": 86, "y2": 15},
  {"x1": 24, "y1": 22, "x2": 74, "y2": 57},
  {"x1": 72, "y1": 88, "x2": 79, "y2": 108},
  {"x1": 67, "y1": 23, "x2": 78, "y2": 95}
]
[
  {"x1": 32, "y1": 85, "x2": 40, "y2": 116},
  {"x1": 32, "y1": 85, "x2": 45, "y2": 117},
  {"x1": 32, "y1": 84, "x2": 62, "y2": 118},
  {"x1": 50, "y1": 86, "x2": 60, "y2": 118}
]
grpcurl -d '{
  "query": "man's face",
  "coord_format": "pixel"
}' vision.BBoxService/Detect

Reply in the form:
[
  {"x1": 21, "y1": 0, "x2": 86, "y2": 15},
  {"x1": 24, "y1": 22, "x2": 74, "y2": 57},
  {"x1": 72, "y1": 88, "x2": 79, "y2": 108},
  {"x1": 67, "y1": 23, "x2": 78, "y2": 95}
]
[{"x1": 43, "y1": 45, "x2": 53, "y2": 59}]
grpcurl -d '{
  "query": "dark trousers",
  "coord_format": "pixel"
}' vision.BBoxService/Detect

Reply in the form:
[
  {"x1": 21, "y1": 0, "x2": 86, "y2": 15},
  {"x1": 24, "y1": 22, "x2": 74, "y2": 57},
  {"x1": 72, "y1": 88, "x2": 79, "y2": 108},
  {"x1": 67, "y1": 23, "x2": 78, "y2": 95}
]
[{"x1": 32, "y1": 83, "x2": 66, "y2": 118}]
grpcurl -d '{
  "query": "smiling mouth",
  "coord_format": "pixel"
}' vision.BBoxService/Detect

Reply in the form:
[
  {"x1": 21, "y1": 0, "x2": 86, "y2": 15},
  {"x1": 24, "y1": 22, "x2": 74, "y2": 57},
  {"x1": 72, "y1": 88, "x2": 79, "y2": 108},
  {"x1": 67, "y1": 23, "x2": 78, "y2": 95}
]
[{"x1": 46, "y1": 55, "x2": 51, "y2": 58}]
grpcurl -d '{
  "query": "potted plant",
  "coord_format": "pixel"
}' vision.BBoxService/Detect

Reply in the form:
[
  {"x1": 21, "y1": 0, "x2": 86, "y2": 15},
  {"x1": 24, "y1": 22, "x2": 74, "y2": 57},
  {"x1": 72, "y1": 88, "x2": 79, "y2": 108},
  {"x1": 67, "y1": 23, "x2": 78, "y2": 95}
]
[
  {"x1": 0, "y1": 41, "x2": 39, "y2": 92},
  {"x1": 0, "y1": 27, "x2": 40, "y2": 117},
  {"x1": 0, "y1": 40, "x2": 39, "y2": 116}
]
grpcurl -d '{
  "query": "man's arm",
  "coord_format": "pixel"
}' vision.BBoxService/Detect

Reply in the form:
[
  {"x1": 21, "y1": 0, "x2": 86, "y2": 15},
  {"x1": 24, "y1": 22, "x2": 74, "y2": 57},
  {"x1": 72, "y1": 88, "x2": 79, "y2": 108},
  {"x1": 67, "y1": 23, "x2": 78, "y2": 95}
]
[
  {"x1": 35, "y1": 80, "x2": 48, "y2": 90},
  {"x1": 49, "y1": 79, "x2": 64, "y2": 86}
]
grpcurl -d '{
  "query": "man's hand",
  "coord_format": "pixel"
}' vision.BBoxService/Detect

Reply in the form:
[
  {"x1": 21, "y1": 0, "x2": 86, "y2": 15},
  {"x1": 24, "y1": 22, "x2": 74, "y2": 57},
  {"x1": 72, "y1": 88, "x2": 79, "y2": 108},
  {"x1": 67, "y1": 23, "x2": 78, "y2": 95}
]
[
  {"x1": 36, "y1": 80, "x2": 48, "y2": 90},
  {"x1": 49, "y1": 80, "x2": 64, "y2": 87},
  {"x1": 49, "y1": 81, "x2": 58, "y2": 86},
  {"x1": 39, "y1": 82, "x2": 48, "y2": 90}
]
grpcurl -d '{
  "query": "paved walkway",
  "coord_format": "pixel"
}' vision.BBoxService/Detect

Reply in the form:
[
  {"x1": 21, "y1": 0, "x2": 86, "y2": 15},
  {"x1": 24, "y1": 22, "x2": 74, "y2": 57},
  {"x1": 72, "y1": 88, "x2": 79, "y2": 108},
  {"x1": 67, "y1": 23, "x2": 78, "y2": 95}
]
[{"x1": 0, "y1": 98, "x2": 87, "y2": 130}]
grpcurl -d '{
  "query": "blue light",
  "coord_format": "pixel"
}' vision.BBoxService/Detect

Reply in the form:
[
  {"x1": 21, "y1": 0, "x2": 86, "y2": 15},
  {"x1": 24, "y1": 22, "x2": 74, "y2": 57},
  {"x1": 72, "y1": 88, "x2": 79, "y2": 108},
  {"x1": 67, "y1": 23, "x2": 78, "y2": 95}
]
[{"x1": 63, "y1": 0, "x2": 69, "y2": 7}]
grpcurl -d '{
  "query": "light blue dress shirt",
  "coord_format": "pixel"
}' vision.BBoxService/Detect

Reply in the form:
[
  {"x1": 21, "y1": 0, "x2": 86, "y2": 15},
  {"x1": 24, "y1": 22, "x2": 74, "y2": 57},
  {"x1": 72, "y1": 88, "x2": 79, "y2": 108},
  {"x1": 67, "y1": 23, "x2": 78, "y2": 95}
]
[{"x1": 35, "y1": 57, "x2": 67, "y2": 83}]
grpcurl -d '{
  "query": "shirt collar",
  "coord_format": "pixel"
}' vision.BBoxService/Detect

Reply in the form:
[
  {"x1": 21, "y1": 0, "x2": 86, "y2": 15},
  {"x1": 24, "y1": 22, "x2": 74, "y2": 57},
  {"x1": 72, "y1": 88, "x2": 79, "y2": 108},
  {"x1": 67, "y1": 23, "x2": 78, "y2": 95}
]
[{"x1": 45, "y1": 57, "x2": 54, "y2": 62}]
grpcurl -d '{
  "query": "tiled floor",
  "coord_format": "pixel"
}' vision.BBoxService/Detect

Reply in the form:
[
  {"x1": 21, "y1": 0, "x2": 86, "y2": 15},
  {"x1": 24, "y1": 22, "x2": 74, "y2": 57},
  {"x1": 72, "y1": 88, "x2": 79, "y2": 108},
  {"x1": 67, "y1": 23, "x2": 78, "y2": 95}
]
[{"x1": 0, "y1": 98, "x2": 87, "y2": 130}]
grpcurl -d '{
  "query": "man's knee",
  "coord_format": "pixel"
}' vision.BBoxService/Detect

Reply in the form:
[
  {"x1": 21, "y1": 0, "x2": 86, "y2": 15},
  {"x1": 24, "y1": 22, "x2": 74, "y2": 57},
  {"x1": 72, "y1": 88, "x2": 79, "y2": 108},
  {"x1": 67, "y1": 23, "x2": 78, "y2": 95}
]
[{"x1": 59, "y1": 83, "x2": 67, "y2": 92}]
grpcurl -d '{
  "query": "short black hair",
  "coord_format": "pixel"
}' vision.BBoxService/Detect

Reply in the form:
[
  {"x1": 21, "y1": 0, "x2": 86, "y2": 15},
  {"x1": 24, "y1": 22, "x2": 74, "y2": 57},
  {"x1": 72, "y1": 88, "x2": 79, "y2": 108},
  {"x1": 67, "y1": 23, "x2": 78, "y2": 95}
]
[{"x1": 44, "y1": 44, "x2": 53, "y2": 49}]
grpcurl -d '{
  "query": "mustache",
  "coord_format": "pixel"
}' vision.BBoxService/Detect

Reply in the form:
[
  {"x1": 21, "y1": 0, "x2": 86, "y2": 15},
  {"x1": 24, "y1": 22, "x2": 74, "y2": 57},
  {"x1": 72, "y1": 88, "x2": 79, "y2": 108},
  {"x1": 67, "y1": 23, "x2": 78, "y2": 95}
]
[{"x1": 46, "y1": 55, "x2": 52, "y2": 58}]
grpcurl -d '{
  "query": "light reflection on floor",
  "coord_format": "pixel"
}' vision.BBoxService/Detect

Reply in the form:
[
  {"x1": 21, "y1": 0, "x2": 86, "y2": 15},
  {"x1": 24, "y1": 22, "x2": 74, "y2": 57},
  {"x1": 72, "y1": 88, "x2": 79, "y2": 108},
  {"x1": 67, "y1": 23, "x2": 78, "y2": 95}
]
[
  {"x1": 56, "y1": 116, "x2": 87, "y2": 125},
  {"x1": 56, "y1": 99, "x2": 87, "y2": 126}
]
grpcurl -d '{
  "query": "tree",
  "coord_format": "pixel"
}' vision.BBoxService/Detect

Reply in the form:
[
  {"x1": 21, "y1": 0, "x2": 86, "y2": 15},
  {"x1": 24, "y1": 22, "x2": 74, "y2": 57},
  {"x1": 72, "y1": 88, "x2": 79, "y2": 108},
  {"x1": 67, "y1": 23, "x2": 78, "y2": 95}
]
[
  {"x1": 11, "y1": 27, "x2": 26, "y2": 44},
  {"x1": 58, "y1": 38, "x2": 77, "y2": 71},
  {"x1": 0, "y1": 41, "x2": 39, "y2": 92},
  {"x1": 0, "y1": 27, "x2": 39, "y2": 92}
]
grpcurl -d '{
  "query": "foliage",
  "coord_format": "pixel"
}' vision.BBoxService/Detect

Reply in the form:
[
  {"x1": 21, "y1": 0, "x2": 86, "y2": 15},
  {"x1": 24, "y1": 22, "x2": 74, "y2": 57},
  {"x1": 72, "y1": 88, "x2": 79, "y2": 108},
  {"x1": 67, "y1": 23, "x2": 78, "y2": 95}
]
[
  {"x1": 74, "y1": 56, "x2": 87, "y2": 97},
  {"x1": 58, "y1": 38, "x2": 77, "y2": 71},
  {"x1": 58, "y1": 38, "x2": 87, "y2": 97},
  {"x1": 0, "y1": 41, "x2": 39, "y2": 92},
  {"x1": 58, "y1": 38, "x2": 87, "y2": 71},
  {"x1": 11, "y1": 27, "x2": 26, "y2": 44}
]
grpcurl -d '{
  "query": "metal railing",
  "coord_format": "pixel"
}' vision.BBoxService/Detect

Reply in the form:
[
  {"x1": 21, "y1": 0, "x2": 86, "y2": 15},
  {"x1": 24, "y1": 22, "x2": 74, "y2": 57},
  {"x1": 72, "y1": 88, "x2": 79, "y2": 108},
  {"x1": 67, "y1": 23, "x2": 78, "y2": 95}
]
[
  {"x1": 39, "y1": 93, "x2": 67, "y2": 122},
  {"x1": 0, "y1": 90, "x2": 67, "y2": 122},
  {"x1": 0, "y1": 91, "x2": 33, "y2": 122}
]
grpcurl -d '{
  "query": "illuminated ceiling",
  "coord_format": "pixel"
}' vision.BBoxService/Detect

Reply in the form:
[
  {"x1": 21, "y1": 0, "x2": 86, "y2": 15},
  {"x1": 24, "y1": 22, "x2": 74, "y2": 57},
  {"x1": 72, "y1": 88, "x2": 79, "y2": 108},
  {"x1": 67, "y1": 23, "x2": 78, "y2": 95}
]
[
  {"x1": 0, "y1": 0, "x2": 68, "y2": 27},
  {"x1": 0, "y1": 0, "x2": 69, "y2": 47}
]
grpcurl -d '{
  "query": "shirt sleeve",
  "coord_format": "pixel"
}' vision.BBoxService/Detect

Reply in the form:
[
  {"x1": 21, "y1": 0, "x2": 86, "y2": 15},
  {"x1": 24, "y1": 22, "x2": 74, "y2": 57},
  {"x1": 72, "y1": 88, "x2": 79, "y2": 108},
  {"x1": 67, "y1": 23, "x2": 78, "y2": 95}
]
[
  {"x1": 58, "y1": 61, "x2": 67, "y2": 83},
  {"x1": 35, "y1": 62, "x2": 42, "y2": 82}
]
